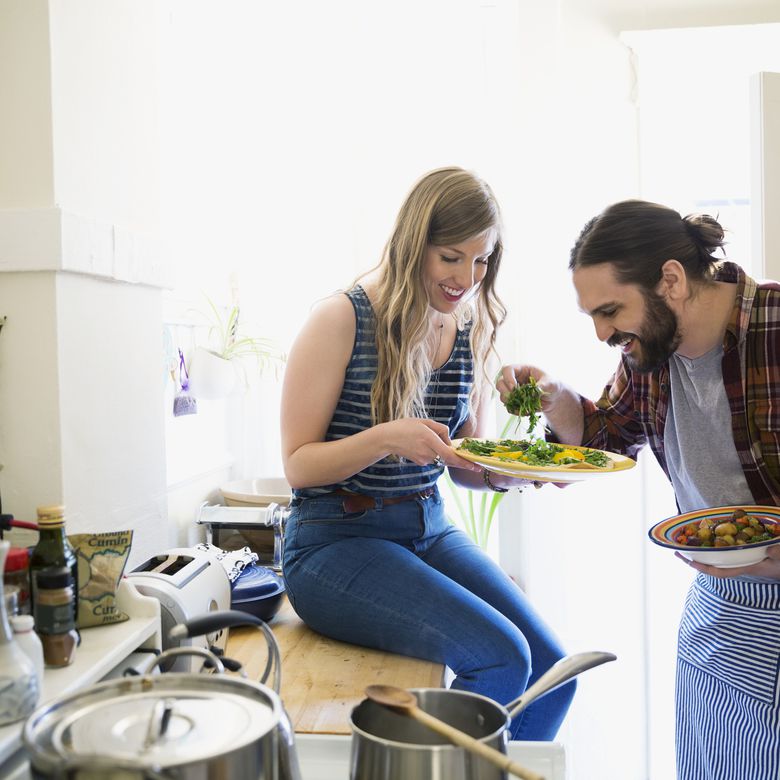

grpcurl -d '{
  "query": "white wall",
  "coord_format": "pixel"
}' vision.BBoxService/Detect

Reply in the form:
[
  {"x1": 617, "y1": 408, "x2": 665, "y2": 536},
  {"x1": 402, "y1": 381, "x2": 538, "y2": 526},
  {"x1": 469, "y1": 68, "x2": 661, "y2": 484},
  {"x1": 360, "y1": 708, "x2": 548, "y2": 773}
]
[
  {"x1": 0, "y1": 0, "x2": 54, "y2": 208},
  {"x1": 57, "y1": 273, "x2": 169, "y2": 566},
  {"x1": 0, "y1": 274, "x2": 62, "y2": 513},
  {"x1": 49, "y1": 0, "x2": 161, "y2": 235},
  {"x1": 0, "y1": 0, "x2": 170, "y2": 569}
]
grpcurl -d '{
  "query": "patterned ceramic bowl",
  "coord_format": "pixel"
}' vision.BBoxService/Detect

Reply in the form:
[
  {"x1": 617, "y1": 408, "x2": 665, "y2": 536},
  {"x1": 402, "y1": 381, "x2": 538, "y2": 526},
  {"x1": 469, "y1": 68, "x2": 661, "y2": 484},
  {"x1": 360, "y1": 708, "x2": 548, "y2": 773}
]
[{"x1": 648, "y1": 505, "x2": 780, "y2": 568}]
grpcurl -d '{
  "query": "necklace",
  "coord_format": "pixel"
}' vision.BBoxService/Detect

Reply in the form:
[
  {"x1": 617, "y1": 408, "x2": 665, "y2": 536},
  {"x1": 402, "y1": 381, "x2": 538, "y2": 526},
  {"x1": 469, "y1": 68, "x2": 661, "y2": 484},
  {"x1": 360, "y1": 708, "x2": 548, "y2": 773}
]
[
  {"x1": 432, "y1": 313, "x2": 445, "y2": 366},
  {"x1": 427, "y1": 313, "x2": 445, "y2": 419}
]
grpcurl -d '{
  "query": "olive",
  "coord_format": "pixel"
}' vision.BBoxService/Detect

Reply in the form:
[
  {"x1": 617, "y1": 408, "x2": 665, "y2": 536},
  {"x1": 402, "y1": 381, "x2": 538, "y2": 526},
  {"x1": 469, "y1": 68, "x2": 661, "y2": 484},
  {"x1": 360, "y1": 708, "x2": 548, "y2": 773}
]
[
  {"x1": 721, "y1": 534, "x2": 736, "y2": 546},
  {"x1": 715, "y1": 522, "x2": 738, "y2": 536},
  {"x1": 714, "y1": 538, "x2": 730, "y2": 547},
  {"x1": 732, "y1": 508, "x2": 747, "y2": 520},
  {"x1": 686, "y1": 536, "x2": 703, "y2": 547},
  {"x1": 741, "y1": 527, "x2": 756, "y2": 539}
]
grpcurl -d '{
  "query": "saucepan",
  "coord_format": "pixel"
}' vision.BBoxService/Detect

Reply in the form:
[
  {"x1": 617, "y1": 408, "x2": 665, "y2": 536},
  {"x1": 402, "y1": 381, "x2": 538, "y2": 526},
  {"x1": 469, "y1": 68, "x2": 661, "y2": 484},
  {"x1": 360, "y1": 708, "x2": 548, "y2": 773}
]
[
  {"x1": 349, "y1": 651, "x2": 616, "y2": 780},
  {"x1": 23, "y1": 610, "x2": 301, "y2": 780}
]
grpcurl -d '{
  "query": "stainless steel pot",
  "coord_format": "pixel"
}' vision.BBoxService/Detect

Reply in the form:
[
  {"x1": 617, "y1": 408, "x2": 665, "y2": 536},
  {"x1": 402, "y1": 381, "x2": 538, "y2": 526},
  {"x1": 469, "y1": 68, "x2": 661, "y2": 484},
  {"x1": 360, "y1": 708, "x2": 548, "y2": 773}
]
[
  {"x1": 349, "y1": 651, "x2": 617, "y2": 780},
  {"x1": 23, "y1": 611, "x2": 301, "y2": 780},
  {"x1": 352, "y1": 687, "x2": 508, "y2": 780}
]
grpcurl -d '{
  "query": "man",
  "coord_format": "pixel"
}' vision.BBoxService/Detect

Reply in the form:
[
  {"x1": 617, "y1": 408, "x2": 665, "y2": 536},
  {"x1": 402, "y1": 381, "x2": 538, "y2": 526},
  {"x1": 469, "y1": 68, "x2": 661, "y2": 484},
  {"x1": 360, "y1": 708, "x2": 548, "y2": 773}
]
[{"x1": 498, "y1": 200, "x2": 780, "y2": 780}]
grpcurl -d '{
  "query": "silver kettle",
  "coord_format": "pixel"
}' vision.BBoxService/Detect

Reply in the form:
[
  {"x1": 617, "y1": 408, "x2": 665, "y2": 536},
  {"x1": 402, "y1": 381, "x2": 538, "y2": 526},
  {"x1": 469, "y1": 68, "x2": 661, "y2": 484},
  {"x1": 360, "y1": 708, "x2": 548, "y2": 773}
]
[
  {"x1": 23, "y1": 618, "x2": 302, "y2": 780},
  {"x1": 170, "y1": 610, "x2": 302, "y2": 780}
]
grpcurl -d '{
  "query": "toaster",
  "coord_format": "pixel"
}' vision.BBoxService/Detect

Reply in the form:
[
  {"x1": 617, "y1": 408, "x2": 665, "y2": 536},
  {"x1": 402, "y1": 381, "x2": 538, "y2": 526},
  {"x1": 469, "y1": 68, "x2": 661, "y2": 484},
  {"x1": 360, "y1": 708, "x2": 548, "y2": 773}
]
[{"x1": 127, "y1": 546, "x2": 231, "y2": 672}]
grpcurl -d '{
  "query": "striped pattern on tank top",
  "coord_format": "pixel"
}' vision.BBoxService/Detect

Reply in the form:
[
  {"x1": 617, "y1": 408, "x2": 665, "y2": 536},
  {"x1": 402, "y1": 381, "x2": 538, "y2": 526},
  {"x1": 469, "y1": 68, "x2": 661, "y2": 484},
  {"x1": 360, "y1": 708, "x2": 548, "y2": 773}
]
[
  {"x1": 294, "y1": 285, "x2": 473, "y2": 499},
  {"x1": 675, "y1": 574, "x2": 780, "y2": 780}
]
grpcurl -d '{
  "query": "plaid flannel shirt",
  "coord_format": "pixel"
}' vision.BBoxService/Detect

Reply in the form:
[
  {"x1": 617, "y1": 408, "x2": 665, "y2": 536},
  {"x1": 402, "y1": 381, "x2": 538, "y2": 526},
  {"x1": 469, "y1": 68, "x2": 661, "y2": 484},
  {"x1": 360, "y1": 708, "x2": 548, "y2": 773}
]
[{"x1": 578, "y1": 262, "x2": 780, "y2": 506}]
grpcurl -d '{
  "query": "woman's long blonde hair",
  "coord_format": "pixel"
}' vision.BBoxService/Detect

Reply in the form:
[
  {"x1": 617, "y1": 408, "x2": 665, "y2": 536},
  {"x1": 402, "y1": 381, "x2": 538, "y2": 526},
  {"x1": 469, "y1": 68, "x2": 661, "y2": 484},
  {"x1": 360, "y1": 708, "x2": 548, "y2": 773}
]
[{"x1": 367, "y1": 167, "x2": 506, "y2": 425}]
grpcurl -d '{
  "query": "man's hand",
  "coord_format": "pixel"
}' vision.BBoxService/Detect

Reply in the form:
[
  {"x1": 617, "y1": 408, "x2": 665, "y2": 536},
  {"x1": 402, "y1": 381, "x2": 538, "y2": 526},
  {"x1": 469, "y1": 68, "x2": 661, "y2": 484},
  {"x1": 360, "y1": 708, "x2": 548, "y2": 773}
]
[
  {"x1": 496, "y1": 365, "x2": 550, "y2": 408},
  {"x1": 496, "y1": 364, "x2": 585, "y2": 445},
  {"x1": 675, "y1": 544, "x2": 780, "y2": 580}
]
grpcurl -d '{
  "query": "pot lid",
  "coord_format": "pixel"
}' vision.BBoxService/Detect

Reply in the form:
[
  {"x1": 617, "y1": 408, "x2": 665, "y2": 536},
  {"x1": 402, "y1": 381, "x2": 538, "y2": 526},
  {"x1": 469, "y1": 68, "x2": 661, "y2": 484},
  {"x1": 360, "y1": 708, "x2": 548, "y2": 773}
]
[
  {"x1": 232, "y1": 564, "x2": 285, "y2": 602},
  {"x1": 24, "y1": 674, "x2": 280, "y2": 769}
]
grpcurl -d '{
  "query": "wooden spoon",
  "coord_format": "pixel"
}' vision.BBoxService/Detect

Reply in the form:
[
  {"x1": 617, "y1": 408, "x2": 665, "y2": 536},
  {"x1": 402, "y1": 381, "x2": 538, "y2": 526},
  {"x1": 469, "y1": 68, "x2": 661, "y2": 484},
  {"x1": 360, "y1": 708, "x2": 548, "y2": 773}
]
[{"x1": 364, "y1": 685, "x2": 545, "y2": 780}]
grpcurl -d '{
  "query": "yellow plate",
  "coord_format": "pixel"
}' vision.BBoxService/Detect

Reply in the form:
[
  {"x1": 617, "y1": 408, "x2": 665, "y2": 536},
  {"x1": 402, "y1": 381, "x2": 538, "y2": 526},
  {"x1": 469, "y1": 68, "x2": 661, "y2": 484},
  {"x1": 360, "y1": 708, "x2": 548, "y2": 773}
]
[{"x1": 451, "y1": 439, "x2": 637, "y2": 483}]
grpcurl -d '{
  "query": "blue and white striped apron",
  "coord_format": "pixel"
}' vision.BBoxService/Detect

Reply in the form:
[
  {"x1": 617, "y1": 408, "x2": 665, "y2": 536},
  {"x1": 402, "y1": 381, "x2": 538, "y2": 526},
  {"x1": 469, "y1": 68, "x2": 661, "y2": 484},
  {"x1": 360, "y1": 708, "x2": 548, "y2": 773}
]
[{"x1": 676, "y1": 573, "x2": 780, "y2": 780}]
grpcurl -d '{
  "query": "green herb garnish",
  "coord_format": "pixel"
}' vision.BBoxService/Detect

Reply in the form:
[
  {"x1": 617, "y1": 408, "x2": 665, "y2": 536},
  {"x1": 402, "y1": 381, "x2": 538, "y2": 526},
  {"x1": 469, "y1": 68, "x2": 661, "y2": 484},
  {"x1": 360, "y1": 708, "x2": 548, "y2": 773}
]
[
  {"x1": 458, "y1": 438, "x2": 611, "y2": 469},
  {"x1": 505, "y1": 378, "x2": 544, "y2": 435}
]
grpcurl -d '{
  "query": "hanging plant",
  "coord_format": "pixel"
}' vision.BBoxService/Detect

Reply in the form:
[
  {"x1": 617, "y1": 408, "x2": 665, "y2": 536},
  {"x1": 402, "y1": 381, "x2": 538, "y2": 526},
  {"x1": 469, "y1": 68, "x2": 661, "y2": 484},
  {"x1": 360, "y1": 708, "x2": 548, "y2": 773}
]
[{"x1": 187, "y1": 296, "x2": 286, "y2": 400}]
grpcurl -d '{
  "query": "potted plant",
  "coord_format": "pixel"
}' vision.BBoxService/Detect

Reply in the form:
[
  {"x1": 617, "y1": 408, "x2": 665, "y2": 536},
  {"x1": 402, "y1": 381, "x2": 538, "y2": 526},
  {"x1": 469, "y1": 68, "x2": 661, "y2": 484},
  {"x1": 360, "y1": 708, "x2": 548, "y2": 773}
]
[{"x1": 188, "y1": 297, "x2": 285, "y2": 400}]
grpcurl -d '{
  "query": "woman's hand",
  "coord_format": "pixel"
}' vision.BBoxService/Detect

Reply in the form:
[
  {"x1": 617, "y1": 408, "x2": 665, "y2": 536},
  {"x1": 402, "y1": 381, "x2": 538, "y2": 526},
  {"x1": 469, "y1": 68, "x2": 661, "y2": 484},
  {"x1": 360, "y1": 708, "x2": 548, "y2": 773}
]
[
  {"x1": 675, "y1": 544, "x2": 780, "y2": 580},
  {"x1": 380, "y1": 418, "x2": 482, "y2": 472}
]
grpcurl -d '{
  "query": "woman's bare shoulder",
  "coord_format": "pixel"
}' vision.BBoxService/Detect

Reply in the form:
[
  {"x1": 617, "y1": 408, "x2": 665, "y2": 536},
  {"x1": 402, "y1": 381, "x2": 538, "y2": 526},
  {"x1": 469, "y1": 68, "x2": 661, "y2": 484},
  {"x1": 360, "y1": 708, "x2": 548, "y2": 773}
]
[{"x1": 307, "y1": 291, "x2": 356, "y2": 332}]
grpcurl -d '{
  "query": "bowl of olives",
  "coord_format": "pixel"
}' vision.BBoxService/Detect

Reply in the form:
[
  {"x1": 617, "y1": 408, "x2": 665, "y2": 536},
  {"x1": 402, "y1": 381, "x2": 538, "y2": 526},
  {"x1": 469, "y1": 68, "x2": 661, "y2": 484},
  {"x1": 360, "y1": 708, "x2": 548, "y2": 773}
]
[{"x1": 649, "y1": 505, "x2": 780, "y2": 568}]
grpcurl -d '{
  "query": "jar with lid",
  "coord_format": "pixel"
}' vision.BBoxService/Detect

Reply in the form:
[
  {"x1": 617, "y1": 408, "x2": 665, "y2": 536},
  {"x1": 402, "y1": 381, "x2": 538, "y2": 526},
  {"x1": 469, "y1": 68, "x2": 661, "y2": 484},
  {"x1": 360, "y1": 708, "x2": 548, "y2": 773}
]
[
  {"x1": 10, "y1": 613, "x2": 44, "y2": 693},
  {"x1": 3, "y1": 545, "x2": 31, "y2": 614},
  {"x1": 0, "y1": 541, "x2": 39, "y2": 725},
  {"x1": 34, "y1": 566, "x2": 79, "y2": 667},
  {"x1": 30, "y1": 505, "x2": 78, "y2": 626}
]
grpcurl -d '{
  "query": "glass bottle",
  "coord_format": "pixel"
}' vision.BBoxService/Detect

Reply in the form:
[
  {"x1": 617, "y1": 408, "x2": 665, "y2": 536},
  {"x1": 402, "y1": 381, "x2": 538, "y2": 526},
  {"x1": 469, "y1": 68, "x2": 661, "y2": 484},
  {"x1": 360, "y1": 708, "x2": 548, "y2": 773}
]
[
  {"x1": 30, "y1": 505, "x2": 78, "y2": 626},
  {"x1": 10, "y1": 614, "x2": 44, "y2": 693},
  {"x1": 4, "y1": 545, "x2": 31, "y2": 614},
  {"x1": 0, "y1": 540, "x2": 39, "y2": 725}
]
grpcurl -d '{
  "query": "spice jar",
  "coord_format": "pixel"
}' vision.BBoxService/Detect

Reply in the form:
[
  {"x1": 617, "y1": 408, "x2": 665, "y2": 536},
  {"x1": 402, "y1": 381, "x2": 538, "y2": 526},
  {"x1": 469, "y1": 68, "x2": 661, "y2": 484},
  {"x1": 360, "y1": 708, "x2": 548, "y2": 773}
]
[
  {"x1": 34, "y1": 566, "x2": 79, "y2": 667},
  {"x1": 3, "y1": 545, "x2": 31, "y2": 614}
]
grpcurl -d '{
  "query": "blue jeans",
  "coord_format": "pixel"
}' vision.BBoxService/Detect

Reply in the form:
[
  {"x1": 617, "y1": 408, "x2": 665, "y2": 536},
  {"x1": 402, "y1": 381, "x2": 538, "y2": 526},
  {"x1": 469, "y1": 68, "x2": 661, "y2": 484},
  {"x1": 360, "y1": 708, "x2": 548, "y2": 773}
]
[{"x1": 282, "y1": 488, "x2": 575, "y2": 740}]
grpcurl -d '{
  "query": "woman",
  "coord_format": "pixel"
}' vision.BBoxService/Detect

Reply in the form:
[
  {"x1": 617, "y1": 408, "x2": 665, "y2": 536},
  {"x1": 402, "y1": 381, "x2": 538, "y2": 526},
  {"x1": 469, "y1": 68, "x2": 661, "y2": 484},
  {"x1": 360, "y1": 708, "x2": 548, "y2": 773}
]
[{"x1": 280, "y1": 167, "x2": 574, "y2": 739}]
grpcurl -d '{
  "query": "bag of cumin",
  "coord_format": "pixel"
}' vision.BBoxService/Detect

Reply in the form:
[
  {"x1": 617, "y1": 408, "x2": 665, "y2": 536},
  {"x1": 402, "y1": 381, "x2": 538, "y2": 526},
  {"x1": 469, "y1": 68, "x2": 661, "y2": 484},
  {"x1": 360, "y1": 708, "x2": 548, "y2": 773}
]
[{"x1": 68, "y1": 530, "x2": 133, "y2": 628}]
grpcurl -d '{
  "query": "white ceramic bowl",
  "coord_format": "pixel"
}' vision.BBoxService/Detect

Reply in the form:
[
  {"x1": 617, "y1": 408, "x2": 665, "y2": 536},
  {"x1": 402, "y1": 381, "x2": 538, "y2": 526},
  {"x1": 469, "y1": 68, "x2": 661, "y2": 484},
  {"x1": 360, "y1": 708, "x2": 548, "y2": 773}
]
[
  {"x1": 648, "y1": 505, "x2": 780, "y2": 568},
  {"x1": 220, "y1": 477, "x2": 291, "y2": 507}
]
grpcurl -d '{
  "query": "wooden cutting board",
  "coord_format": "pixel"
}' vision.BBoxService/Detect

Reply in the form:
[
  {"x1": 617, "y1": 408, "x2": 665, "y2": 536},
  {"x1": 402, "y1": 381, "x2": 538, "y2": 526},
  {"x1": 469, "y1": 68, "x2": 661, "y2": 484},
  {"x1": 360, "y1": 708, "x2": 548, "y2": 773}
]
[{"x1": 226, "y1": 597, "x2": 445, "y2": 734}]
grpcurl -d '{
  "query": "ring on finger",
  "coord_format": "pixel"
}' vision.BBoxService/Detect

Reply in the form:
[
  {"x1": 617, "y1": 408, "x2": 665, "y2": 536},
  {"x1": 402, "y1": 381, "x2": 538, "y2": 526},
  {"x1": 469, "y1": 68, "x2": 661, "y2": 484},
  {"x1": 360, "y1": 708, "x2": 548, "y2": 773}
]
[{"x1": 432, "y1": 455, "x2": 444, "y2": 468}]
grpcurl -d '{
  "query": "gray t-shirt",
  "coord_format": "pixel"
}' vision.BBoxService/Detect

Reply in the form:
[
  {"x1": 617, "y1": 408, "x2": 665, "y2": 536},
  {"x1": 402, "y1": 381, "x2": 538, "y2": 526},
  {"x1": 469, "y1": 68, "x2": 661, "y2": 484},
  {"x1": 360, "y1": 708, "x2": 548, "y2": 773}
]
[
  {"x1": 665, "y1": 345, "x2": 770, "y2": 582},
  {"x1": 665, "y1": 345, "x2": 752, "y2": 512}
]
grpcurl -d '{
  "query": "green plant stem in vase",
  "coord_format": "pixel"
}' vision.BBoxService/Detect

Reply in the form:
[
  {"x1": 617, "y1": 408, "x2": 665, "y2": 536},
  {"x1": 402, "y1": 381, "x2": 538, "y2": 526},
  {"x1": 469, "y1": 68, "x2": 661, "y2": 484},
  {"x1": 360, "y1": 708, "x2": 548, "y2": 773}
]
[{"x1": 444, "y1": 416, "x2": 515, "y2": 549}]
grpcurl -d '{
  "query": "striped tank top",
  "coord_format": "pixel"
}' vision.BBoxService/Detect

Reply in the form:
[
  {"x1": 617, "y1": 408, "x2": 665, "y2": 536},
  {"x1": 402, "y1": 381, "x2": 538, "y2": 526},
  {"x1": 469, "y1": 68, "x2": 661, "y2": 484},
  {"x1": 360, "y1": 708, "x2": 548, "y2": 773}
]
[{"x1": 293, "y1": 285, "x2": 474, "y2": 499}]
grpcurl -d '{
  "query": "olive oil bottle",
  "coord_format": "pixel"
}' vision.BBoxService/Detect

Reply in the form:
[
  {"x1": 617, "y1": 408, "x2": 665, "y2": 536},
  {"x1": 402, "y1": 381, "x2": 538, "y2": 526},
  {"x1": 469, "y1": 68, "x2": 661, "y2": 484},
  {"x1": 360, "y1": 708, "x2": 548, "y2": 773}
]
[{"x1": 29, "y1": 505, "x2": 79, "y2": 626}]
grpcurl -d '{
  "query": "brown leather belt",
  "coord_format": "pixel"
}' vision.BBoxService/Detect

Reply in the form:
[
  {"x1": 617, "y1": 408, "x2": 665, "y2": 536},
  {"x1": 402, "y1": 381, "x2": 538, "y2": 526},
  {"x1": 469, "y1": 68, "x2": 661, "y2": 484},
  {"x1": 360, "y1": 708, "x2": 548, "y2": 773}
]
[{"x1": 332, "y1": 487, "x2": 435, "y2": 513}]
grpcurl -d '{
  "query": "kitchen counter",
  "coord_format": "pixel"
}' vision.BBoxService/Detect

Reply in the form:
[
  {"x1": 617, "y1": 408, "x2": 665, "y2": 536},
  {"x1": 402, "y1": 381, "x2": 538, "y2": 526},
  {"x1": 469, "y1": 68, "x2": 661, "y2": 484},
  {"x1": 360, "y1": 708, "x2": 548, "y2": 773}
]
[
  {"x1": 226, "y1": 598, "x2": 445, "y2": 734},
  {"x1": 228, "y1": 602, "x2": 567, "y2": 777},
  {"x1": 0, "y1": 580, "x2": 161, "y2": 778}
]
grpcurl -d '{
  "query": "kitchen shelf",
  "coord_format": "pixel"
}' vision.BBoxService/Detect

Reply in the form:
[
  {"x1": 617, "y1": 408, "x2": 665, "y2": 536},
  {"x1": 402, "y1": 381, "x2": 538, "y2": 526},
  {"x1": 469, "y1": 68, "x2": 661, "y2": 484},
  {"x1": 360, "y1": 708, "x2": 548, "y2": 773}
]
[{"x1": 0, "y1": 579, "x2": 161, "y2": 774}]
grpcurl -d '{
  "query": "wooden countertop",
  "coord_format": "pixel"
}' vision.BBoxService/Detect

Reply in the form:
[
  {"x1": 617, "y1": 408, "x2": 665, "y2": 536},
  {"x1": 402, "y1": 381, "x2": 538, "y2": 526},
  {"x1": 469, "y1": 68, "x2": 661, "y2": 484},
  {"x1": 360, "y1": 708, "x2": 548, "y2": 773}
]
[{"x1": 226, "y1": 597, "x2": 445, "y2": 735}]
